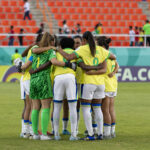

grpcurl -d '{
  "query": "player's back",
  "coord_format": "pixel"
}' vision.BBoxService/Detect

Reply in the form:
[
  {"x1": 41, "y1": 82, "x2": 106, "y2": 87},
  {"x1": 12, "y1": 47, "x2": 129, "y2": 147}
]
[{"x1": 54, "y1": 48, "x2": 76, "y2": 77}]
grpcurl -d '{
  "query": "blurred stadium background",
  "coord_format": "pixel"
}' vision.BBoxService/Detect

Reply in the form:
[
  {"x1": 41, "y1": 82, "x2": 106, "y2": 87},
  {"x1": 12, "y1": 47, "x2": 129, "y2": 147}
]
[{"x1": 0, "y1": 0, "x2": 150, "y2": 82}]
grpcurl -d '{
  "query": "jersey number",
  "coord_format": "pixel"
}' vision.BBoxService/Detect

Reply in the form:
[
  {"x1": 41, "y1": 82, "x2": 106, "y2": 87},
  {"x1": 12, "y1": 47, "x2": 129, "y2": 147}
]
[{"x1": 93, "y1": 57, "x2": 99, "y2": 66}]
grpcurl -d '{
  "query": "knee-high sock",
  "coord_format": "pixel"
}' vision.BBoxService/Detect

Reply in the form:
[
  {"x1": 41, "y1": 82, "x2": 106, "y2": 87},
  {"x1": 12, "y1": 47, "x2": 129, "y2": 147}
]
[
  {"x1": 41, "y1": 108, "x2": 50, "y2": 135},
  {"x1": 53, "y1": 103, "x2": 62, "y2": 136},
  {"x1": 111, "y1": 123, "x2": 116, "y2": 134},
  {"x1": 104, "y1": 123, "x2": 111, "y2": 136},
  {"x1": 31, "y1": 109, "x2": 39, "y2": 135},
  {"x1": 68, "y1": 102, "x2": 77, "y2": 137},
  {"x1": 81, "y1": 103, "x2": 93, "y2": 136},
  {"x1": 92, "y1": 104, "x2": 103, "y2": 135},
  {"x1": 21, "y1": 119, "x2": 25, "y2": 133}
]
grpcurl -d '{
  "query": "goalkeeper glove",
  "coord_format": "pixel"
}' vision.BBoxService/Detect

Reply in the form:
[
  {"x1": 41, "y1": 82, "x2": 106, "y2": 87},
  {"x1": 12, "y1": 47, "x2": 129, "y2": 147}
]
[
  {"x1": 65, "y1": 62, "x2": 77, "y2": 71},
  {"x1": 16, "y1": 62, "x2": 22, "y2": 73}
]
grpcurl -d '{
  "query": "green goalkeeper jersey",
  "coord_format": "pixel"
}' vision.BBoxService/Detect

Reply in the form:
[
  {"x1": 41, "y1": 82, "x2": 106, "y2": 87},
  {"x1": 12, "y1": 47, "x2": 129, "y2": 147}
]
[{"x1": 31, "y1": 45, "x2": 56, "y2": 77}]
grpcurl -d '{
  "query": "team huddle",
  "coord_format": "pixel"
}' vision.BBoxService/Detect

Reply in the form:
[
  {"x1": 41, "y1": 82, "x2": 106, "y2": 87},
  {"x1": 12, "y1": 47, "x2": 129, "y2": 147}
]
[{"x1": 15, "y1": 31, "x2": 119, "y2": 141}]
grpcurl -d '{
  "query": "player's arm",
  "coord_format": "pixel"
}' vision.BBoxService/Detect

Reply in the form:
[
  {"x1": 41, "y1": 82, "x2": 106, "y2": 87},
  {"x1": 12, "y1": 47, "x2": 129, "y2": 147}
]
[
  {"x1": 108, "y1": 52, "x2": 116, "y2": 60},
  {"x1": 79, "y1": 61, "x2": 104, "y2": 71},
  {"x1": 29, "y1": 61, "x2": 52, "y2": 74},
  {"x1": 32, "y1": 46, "x2": 56, "y2": 54},
  {"x1": 57, "y1": 48, "x2": 77, "y2": 61},
  {"x1": 108, "y1": 61, "x2": 119, "y2": 78},
  {"x1": 86, "y1": 60, "x2": 107, "y2": 75},
  {"x1": 21, "y1": 60, "x2": 32, "y2": 71},
  {"x1": 22, "y1": 44, "x2": 34, "y2": 57}
]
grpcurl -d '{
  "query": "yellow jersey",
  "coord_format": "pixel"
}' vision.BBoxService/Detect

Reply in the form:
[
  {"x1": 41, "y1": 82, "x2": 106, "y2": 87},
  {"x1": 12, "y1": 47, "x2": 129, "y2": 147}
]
[
  {"x1": 22, "y1": 49, "x2": 32, "y2": 81},
  {"x1": 139, "y1": 31, "x2": 144, "y2": 42},
  {"x1": 54, "y1": 48, "x2": 76, "y2": 77},
  {"x1": 76, "y1": 66, "x2": 84, "y2": 84},
  {"x1": 50, "y1": 65, "x2": 55, "y2": 85},
  {"x1": 74, "y1": 45, "x2": 110, "y2": 85},
  {"x1": 104, "y1": 59, "x2": 118, "y2": 92}
]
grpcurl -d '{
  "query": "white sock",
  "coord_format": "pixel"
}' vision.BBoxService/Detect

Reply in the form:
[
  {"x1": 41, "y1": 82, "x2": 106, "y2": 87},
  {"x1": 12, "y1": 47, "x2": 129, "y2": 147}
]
[
  {"x1": 92, "y1": 105, "x2": 103, "y2": 135},
  {"x1": 81, "y1": 105, "x2": 93, "y2": 136},
  {"x1": 104, "y1": 124, "x2": 111, "y2": 136},
  {"x1": 62, "y1": 118, "x2": 68, "y2": 130},
  {"x1": 92, "y1": 111, "x2": 97, "y2": 134},
  {"x1": 76, "y1": 109, "x2": 80, "y2": 133},
  {"x1": 29, "y1": 123, "x2": 34, "y2": 135},
  {"x1": 68, "y1": 102, "x2": 77, "y2": 137},
  {"x1": 21, "y1": 119, "x2": 25, "y2": 133},
  {"x1": 53, "y1": 103, "x2": 62, "y2": 136},
  {"x1": 111, "y1": 123, "x2": 116, "y2": 134},
  {"x1": 24, "y1": 124, "x2": 30, "y2": 134}
]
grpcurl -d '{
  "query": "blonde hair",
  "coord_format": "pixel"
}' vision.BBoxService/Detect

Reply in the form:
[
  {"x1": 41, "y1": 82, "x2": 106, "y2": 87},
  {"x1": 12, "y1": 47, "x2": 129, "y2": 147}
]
[{"x1": 38, "y1": 32, "x2": 54, "y2": 47}]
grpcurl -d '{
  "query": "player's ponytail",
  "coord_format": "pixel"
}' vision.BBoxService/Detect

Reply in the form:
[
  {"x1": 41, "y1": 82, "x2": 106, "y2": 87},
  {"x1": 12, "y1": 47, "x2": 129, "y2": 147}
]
[
  {"x1": 39, "y1": 32, "x2": 54, "y2": 47},
  {"x1": 83, "y1": 31, "x2": 96, "y2": 57}
]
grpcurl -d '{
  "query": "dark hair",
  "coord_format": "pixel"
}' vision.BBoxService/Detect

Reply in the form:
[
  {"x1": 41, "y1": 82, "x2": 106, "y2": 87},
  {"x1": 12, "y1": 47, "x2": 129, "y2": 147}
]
[
  {"x1": 73, "y1": 35, "x2": 82, "y2": 41},
  {"x1": 54, "y1": 34, "x2": 58, "y2": 47},
  {"x1": 95, "y1": 23, "x2": 99, "y2": 30},
  {"x1": 77, "y1": 23, "x2": 80, "y2": 26},
  {"x1": 20, "y1": 28, "x2": 24, "y2": 32},
  {"x1": 35, "y1": 33, "x2": 43, "y2": 43},
  {"x1": 97, "y1": 36, "x2": 111, "y2": 50},
  {"x1": 129, "y1": 26, "x2": 132, "y2": 30},
  {"x1": 15, "y1": 49, "x2": 18, "y2": 53},
  {"x1": 60, "y1": 37, "x2": 74, "y2": 49},
  {"x1": 63, "y1": 20, "x2": 66, "y2": 25},
  {"x1": 83, "y1": 31, "x2": 96, "y2": 57},
  {"x1": 146, "y1": 20, "x2": 149, "y2": 23},
  {"x1": 135, "y1": 26, "x2": 138, "y2": 30},
  {"x1": 139, "y1": 27, "x2": 143, "y2": 31},
  {"x1": 10, "y1": 25, "x2": 13, "y2": 29}
]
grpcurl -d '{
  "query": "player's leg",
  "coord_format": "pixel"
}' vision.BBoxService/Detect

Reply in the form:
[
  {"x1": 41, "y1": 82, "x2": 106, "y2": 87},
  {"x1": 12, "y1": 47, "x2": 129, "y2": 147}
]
[
  {"x1": 23, "y1": 94, "x2": 31, "y2": 138},
  {"x1": 24, "y1": 80, "x2": 33, "y2": 138},
  {"x1": 92, "y1": 99, "x2": 103, "y2": 140},
  {"x1": 40, "y1": 98, "x2": 51, "y2": 140},
  {"x1": 66, "y1": 74, "x2": 79, "y2": 141},
  {"x1": 53, "y1": 75, "x2": 65, "y2": 140},
  {"x1": 62, "y1": 99, "x2": 70, "y2": 135},
  {"x1": 76, "y1": 84, "x2": 81, "y2": 135},
  {"x1": 91, "y1": 106, "x2": 98, "y2": 135},
  {"x1": 51, "y1": 102, "x2": 54, "y2": 134},
  {"x1": 20, "y1": 76, "x2": 26, "y2": 137},
  {"x1": 109, "y1": 97, "x2": 116, "y2": 138},
  {"x1": 31, "y1": 99, "x2": 41, "y2": 140},
  {"x1": 102, "y1": 96, "x2": 111, "y2": 138},
  {"x1": 92, "y1": 85, "x2": 105, "y2": 140},
  {"x1": 53, "y1": 101, "x2": 62, "y2": 140},
  {"x1": 81, "y1": 84, "x2": 96, "y2": 140}
]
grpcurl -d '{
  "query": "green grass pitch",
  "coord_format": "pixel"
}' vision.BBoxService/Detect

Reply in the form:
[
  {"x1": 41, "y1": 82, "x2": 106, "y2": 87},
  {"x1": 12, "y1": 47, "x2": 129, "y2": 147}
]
[{"x1": 0, "y1": 82, "x2": 150, "y2": 150}]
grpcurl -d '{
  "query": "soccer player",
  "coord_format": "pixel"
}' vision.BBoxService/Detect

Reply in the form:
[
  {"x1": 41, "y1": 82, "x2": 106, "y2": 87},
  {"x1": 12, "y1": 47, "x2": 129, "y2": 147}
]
[
  {"x1": 73, "y1": 35, "x2": 83, "y2": 134},
  {"x1": 20, "y1": 34, "x2": 43, "y2": 138},
  {"x1": 19, "y1": 75, "x2": 26, "y2": 137},
  {"x1": 57, "y1": 31, "x2": 116, "y2": 140},
  {"x1": 25, "y1": 33, "x2": 64, "y2": 140},
  {"x1": 96, "y1": 37, "x2": 119, "y2": 139},
  {"x1": 24, "y1": 32, "x2": 77, "y2": 140}
]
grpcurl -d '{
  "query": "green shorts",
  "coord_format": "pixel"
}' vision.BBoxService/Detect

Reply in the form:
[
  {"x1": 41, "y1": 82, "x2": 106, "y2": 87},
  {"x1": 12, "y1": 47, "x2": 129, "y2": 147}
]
[{"x1": 30, "y1": 74, "x2": 53, "y2": 100}]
